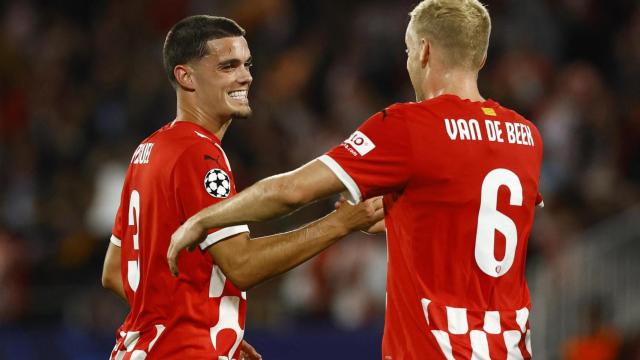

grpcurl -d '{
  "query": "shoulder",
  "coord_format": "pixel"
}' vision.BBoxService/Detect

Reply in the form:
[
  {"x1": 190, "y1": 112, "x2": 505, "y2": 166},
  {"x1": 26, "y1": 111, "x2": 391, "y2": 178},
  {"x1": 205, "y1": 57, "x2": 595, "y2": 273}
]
[
  {"x1": 146, "y1": 123, "x2": 227, "y2": 170},
  {"x1": 498, "y1": 105, "x2": 544, "y2": 152},
  {"x1": 382, "y1": 100, "x2": 446, "y2": 121},
  {"x1": 500, "y1": 106, "x2": 541, "y2": 134},
  {"x1": 175, "y1": 136, "x2": 227, "y2": 170},
  {"x1": 159, "y1": 123, "x2": 223, "y2": 156},
  {"x1": 368, "y1": 102, "x2": 421, "y2": 124}
]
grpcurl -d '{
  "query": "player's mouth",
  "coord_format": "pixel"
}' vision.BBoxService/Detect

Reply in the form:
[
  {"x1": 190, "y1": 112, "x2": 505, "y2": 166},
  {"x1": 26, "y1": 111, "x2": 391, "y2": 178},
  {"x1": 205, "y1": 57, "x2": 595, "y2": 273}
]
[{"x1": 228, "y1": 90, "x2": 249, "y2": 104}]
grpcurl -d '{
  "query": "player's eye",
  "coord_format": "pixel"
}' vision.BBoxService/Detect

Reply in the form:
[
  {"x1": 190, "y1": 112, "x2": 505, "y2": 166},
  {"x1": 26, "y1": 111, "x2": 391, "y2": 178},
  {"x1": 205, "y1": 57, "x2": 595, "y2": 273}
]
[
  {"x1": 405, "y1": 48, "x2": 409, "y2": 55},
  {"x1": 245, "y1": 62, "x2": 253, "y2": 69}
]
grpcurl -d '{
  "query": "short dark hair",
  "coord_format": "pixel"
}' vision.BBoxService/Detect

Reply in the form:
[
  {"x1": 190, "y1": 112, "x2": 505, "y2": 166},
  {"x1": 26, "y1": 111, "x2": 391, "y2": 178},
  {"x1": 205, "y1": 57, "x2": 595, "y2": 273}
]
[{"x1": 163, "y1": 15, "x2": 246, "y2": 87}]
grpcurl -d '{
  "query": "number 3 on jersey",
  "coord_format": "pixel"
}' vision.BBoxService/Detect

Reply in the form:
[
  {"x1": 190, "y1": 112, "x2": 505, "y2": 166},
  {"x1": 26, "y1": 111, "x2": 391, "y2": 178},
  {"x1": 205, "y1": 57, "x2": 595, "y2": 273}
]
[
  {"x1": 475, "y1": 169, "x2": 523, "y2": 277},
  {"x1": 128, "y1": 190, "x2": 141, "y2": 291}
]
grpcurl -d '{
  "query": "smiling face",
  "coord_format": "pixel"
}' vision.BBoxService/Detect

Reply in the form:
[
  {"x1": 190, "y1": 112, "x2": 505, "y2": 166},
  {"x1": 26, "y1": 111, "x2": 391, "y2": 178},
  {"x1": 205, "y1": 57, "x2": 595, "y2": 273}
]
[{"x1": 190, "y1": 36, "x2": 253, "y2": 120}]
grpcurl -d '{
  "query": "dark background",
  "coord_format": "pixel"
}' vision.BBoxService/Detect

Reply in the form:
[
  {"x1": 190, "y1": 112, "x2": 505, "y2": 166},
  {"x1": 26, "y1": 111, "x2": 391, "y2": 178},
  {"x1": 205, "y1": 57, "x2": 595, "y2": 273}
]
[{"x1": 0, "y1": 0, "x2": 639, "y2": 358}]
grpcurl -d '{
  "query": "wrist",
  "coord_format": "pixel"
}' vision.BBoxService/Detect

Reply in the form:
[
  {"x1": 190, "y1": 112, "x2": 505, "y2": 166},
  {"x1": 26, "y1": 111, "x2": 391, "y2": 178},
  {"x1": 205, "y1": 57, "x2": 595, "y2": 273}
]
[
  {"x1": 326, "y1": 211, "x2": 351, "y2": 238},
  {"x1": 188, "y1": 215, "x2": 206, "y2": 236}
]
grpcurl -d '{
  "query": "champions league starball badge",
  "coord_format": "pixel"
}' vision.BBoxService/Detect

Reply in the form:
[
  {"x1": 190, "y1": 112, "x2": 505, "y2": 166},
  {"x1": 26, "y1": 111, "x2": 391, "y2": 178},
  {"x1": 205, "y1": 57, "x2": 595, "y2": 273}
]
[{"x1": 204, "y1": 169, "x2": 231, "y2": 198}]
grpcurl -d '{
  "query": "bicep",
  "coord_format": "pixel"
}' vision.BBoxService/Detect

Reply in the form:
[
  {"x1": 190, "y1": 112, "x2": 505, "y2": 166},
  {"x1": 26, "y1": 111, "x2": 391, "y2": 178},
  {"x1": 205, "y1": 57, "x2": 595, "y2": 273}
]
[{"x1": 102, "y1": 242, "x2": 122, "y2": 283}]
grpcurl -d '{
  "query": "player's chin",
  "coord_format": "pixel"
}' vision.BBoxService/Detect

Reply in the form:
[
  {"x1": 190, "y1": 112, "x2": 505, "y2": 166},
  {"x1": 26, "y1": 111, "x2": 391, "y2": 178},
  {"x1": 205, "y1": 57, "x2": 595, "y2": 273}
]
[{"x1": 231, "y1": 105, "x2": 252, "y2": 120}]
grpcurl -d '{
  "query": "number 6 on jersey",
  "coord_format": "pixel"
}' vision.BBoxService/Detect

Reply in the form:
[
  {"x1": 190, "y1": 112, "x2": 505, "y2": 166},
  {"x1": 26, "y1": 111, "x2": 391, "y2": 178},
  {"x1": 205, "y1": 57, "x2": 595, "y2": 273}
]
[{"x1": 475, "y1": 168, "x2": 523, "y2": 277}]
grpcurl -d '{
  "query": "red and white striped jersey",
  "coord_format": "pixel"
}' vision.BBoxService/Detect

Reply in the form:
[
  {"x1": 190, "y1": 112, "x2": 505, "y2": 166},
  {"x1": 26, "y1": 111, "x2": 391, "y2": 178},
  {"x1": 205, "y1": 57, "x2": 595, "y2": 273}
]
[
  {"x1": 320, "y1": 95, "x2": 543, "y2": 359},
  {"x1": 109, "y1": 121, "x2": 249, "y2": 359}
]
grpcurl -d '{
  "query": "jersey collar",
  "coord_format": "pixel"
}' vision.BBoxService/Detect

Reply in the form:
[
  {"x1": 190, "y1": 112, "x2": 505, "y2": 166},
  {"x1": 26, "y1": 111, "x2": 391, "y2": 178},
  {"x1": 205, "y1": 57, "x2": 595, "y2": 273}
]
[{"x1": 170, "y1": 120, "x2": 222, "y2": 144}]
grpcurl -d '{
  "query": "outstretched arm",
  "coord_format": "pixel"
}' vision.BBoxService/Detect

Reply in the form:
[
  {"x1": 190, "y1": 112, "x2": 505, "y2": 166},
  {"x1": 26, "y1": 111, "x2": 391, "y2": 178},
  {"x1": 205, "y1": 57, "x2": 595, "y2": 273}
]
[
  {"x1": 201, "y1": 159, "x2": 344, "y2": 226},
  {"x1": 169, "y1": 197, "x2": 383, "y2": 289},
  {"x1": 168, "y1": 160, "x2": 347, "y2": 262}
]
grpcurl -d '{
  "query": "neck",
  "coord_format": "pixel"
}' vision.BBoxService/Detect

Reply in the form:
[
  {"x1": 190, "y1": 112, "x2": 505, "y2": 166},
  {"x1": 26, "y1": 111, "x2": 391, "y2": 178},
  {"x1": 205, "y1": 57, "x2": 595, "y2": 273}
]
[
  {"x1": 421, "y1": 67, "x2": 484, "y2": 102},
  {"x1": 174, "y1": 93, "x2": 231, "y2": 140}
]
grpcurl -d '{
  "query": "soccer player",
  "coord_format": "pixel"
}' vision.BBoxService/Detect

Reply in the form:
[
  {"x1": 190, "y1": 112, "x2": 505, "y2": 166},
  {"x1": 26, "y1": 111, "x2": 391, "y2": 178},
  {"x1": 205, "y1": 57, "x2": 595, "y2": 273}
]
[
  {"x1": 168, "y1": 1, "x2": 545, "y2": 359},
  {"x1": 101, "y1": 15, "x2": 382, "y2": 360}
]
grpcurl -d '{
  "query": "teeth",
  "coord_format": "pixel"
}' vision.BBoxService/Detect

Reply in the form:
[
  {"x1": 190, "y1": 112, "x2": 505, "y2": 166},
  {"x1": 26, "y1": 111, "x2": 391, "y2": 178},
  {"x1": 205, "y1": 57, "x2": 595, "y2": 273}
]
[{"x1": 228, "y1": 90, "x2": 248, "y2": 100}]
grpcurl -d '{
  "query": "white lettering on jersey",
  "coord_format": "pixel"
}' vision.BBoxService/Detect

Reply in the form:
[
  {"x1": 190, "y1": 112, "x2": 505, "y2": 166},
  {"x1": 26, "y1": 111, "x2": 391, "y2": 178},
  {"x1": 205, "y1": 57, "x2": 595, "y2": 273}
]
[
  {"x1": 485, "y1": 120, "x2": 505, "y2": 142},
  {"x1": 131, "y1": 143, "x2": 154, "y2": 164},
  {"x1": 343, "y1": 131, "x2": 376, "y2": 156},
  {"x1": 445, "y1": 118, "x2": 534, "y2": 146},
  {"x1": 444, "y1": 119, "x2": 483, "y2": 141}
]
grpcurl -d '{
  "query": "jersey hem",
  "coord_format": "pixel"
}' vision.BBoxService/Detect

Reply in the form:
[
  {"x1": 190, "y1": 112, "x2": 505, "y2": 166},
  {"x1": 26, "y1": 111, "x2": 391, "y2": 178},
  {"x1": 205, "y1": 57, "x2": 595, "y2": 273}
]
[
  {"x1": 317, "y1": 155, "x2": 362, "y2": 204},
  {"x1": 199, "y1": 225, "x2": 250, "y2": 250}
]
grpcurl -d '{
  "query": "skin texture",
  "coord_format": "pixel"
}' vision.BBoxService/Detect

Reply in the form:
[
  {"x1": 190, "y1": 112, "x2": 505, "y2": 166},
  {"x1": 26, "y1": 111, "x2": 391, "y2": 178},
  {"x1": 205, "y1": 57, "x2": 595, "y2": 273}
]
[
  {"x1": 102, "y1": 243, "x2": 126, "y2": 302},
  {"x1": 167, "y1": 18, "x2": 489, "y2": 275},
  {"x1": 201, "y1": 196, "x2": 383, "y2": 289},
  {"x1": 103, "y1": 35, "x2": 384, "y2": 360},
  {"x1": 174, "y1": 36, "x2": 253, "y2": 138}
]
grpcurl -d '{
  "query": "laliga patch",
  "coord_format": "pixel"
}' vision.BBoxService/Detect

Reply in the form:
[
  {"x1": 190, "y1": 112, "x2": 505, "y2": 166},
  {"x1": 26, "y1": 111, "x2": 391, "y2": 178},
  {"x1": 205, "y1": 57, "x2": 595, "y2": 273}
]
[
  {"x1": 204, "y1": 168, "x2": 231, "y2": 198},
  {"x1": 344, "y1": 131, "x2": 376, "y2": 156}
]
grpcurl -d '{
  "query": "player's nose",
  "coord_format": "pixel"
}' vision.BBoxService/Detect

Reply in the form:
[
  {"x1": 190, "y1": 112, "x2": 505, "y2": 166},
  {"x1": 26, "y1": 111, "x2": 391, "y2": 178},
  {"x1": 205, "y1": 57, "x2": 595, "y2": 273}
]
[{"x1": 237, "y1": 65, "x2": 252, "y2": 85}]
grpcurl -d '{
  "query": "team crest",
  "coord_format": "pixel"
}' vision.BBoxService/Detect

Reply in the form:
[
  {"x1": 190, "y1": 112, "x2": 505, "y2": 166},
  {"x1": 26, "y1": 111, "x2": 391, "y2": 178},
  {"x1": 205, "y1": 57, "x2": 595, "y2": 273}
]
[{"x1": 204, "y1": 169, "x2": 231, "y2": 198}]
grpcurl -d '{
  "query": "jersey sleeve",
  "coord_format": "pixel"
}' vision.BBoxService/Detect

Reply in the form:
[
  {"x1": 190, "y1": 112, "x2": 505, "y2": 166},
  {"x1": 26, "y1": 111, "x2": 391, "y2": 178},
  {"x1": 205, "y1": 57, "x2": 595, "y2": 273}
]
[
  {"x1": 318, "y1": 107, "x2": 413, "y2": 204},
  {"x1": 536, "y1": 192, "x2": 544, "y2": 208},
  {"x1": 172, "y1": 141, "x2": 250, "y2": 250},
  {"x1": 110, "y1": 203, "x2": 124, "y2": 247}
]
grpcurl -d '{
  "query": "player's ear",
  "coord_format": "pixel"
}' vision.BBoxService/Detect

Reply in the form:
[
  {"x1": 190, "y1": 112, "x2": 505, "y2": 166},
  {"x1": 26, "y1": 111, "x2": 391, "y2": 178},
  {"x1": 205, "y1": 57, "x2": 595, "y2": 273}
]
[
  {"x1": 174, "y1": 64, "x2": 196, "y2": 91},
  {"x1": 479, "y1": 52, "x2": 487, "y2": 70},
  {"x1": 420, "y1": 38, "x2": 430, "y2": 68}
]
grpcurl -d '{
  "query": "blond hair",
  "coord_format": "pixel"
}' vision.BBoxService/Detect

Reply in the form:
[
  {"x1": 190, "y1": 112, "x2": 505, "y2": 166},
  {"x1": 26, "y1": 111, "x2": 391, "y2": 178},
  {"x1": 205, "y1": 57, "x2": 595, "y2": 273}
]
[{"x1": 410, "y1": 0, "x2": 491, "y2": 70}]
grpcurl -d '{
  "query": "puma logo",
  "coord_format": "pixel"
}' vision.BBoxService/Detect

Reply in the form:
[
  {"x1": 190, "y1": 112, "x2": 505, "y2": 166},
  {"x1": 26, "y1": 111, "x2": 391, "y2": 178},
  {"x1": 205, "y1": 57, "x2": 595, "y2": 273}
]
[{"x1": 204, "y1": 154, "x2": 222, "y2": 166}]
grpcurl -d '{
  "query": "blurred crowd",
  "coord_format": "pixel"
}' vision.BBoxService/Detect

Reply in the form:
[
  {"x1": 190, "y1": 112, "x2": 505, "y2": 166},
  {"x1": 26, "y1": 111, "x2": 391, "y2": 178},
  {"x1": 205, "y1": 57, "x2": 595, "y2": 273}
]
[{"x1": 0, "y1": 0, "x2": 639, "y2": 358}]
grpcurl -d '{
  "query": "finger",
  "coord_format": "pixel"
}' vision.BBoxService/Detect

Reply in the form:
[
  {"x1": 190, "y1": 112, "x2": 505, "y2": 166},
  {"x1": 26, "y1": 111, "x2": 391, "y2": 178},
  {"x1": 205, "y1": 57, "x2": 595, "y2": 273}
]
[
  {"x1": 371, "y1": 196, "x2": 384, "y2": 210},
  {"x1": 365, "y1": 219, "x2": 386, "y2": 234},
  {"x1": 167, "y1": 243, "x2": 179, "y2": 276},
  {"x1": 334, "y1": 194, "x2": 349, "y2": 209},
  {"x1": 372, "y1": 207, "x2": 384, "y2": 221},
  {"x1": 241, "y1": 340, "x2": 261, "y2": 359}
]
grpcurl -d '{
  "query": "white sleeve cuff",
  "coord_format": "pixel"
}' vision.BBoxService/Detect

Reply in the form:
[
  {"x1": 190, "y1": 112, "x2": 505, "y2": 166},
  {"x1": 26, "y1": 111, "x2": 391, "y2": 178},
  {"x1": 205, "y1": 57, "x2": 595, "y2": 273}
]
[
  {"x1": 199, "y1": 225, "x2": 250, "y2": 250},
  {"x1": 110, "y1": 235, "x2": 122, "y2": 247},
  {"x1": 317, "y1": 155, "x2": 362, "y2": 205},
  {"x1": 536, "y1": 200, "x2": 545, "y2": 208}
]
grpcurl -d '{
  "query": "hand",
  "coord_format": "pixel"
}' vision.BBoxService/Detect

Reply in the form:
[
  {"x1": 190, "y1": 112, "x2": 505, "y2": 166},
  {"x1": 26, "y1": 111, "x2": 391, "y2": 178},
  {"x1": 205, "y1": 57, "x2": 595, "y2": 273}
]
[
  {"x1": 167, "y1": 218, "x2": 207, "y2": 276},
  {"x1": 240, "y1": 340, "x2": 262, "y2": 360},
  {"x1": 333, "y1": 195, "x2": 384, "y2": 234}
]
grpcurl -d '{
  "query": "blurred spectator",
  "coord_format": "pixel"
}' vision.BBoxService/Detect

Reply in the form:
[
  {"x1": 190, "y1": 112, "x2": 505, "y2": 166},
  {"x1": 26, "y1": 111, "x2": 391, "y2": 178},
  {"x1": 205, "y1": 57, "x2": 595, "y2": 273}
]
[
  {"x1": 563, "y1": 297, "x2": 621, "y2": 360},
  {"x1": 0, "y1": 0, "x2": 638, "y2": 358}
]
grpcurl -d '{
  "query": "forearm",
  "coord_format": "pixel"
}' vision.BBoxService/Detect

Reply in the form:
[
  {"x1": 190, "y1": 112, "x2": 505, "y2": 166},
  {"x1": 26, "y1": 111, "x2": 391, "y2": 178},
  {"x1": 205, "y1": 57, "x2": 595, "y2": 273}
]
[
  {"x1": 196, "y1": 174, "x2": 302, "y2": 229},
  {"x1": 102, "y1": 243, "x2": 128, "y2": 304},
  {"x1": 215, "y1": 212, "x2": 349, "y2": 290},
  {"x1": 194, "y1": 160, "x2": 346, "y2": 231}
]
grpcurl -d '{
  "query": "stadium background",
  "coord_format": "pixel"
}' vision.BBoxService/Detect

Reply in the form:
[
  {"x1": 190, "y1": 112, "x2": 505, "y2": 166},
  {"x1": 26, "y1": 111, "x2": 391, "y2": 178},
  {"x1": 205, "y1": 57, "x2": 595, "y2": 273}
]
[{"x1": 0, "y1": 0, "x2": 639, "y2": 358}]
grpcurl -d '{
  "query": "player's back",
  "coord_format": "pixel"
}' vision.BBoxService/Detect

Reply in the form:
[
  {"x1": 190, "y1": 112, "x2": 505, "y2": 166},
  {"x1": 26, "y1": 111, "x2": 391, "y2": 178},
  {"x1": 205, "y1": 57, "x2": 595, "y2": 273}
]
[
  {"x1": 109, "y1": 121, "x2": 248, "y2": 359},
  {"x1": 382, "y1": 95, "x2": 542, "y2": 359}
]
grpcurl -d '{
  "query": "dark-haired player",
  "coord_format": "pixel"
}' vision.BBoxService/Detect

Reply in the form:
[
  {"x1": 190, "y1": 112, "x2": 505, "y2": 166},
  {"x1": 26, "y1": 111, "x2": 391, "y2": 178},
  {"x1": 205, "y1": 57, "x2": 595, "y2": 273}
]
[
  {"x1": 101, "y1": 15, "x2": 382, "y2": 359},
  {"x1": 168, "y1": 1, "x2": 545, "y2": 359}
]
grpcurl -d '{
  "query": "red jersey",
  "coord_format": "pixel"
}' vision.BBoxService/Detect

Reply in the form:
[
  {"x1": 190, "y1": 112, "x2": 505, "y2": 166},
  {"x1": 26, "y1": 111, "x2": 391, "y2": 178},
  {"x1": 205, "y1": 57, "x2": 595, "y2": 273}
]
[
  {"x1": 320, "y1": 95, "x2": 543, "y2": 360},
  {"x1": 109, "y1": 121, "x2": 250, "y2": 359}
]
